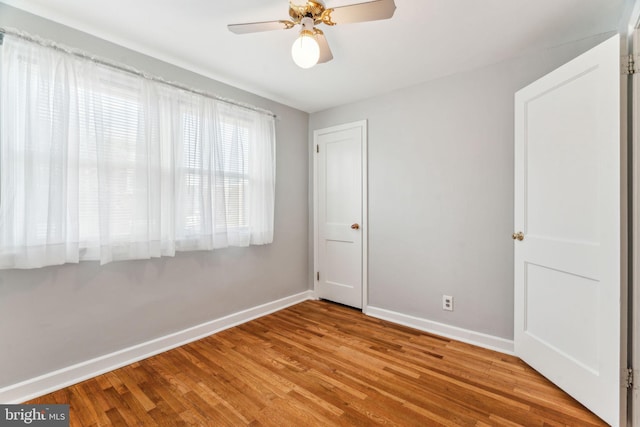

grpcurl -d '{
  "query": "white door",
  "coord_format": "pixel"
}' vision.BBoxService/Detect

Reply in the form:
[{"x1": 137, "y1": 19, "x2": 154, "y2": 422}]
[
  {"x1": 514, "y1": 35, "x2": 625, "y2": 426},
  {"x1": 314, "y1": 120, "x2": 367, "y2": 309}
]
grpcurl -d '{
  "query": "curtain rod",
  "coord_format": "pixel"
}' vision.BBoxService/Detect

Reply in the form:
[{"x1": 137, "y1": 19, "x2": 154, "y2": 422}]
[{"x1": 0, "y1": 27, "x2": 277, "y2": 119}]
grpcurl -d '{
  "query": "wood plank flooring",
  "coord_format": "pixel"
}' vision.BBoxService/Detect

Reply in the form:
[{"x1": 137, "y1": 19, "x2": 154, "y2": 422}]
[{"x1": 27, "y1": 300, "x2": 606, "y2": 426}]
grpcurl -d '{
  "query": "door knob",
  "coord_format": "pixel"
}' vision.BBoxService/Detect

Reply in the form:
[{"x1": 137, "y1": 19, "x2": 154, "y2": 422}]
[
  {"x1": 351, "y1": 223, "x2": 360, "y2": 230},
  {"x1": 512, "y1": 231, "x2": 524, "y2": 241}
]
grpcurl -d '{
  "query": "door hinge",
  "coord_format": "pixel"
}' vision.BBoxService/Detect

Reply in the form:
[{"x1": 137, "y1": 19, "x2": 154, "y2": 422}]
[
  {"x1": 625, "y1": 54, "x2": 636, "y2": 75},
  {"x1": 625, "y1": 368, "x2": 633, "y2": 389},
  {"x1": 316, "y1": 271, "x2": 320, "y2": 281},
  {"x1": 316, "y1": 144, "x2": 319, "y2": 153}
]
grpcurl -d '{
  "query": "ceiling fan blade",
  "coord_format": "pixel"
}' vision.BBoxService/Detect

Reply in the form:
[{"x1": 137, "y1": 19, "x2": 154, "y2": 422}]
[
  {"x1": 315, "y1": 31, "x2": 333, "y2": 64},
  {"x1": 325, "y1": 0, "x2": 396, "y2": 25},
  {"x1": 228, "y1": 20, "x2": 296, "y2": 34}
]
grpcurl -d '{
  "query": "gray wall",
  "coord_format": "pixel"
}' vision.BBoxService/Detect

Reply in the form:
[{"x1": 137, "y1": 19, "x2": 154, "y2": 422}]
[
  {"x1": 0, "y1": 4, "x2": 309, "y2": 388},
  {"x1": 309, "y1": 32, "x2": 615, "y2": 340}
]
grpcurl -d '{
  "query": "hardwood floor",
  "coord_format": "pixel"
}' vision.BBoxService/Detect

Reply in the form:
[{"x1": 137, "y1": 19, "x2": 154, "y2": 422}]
[{"x1": 27, "y1": 300, "x2": 606, "y2": 426}]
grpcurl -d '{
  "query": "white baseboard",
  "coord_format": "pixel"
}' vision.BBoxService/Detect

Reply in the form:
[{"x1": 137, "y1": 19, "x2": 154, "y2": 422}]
[
  {"x1": 1, "y1": 294, "x2": 514, "y2": 404},
  {"x1": 365, "y1": 306, "x2": 514, "y2": 355},
  {"x1": 0, "y1": 290, "x2": 314, "y2": 404}
]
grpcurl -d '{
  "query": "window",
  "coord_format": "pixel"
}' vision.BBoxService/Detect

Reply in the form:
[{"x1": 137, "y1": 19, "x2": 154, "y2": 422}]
[
  {"x1": 179, "y1": 108, "x2": 253, "y2": 237},
  {"x1": 0, "y1": 34, "x2": 276, "y2": 269}
]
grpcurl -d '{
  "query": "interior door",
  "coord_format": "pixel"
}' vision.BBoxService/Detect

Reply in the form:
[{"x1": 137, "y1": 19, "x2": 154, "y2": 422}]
[
  {"x1": 314, "y1": 120, "x2": 367, "y2": 309},
  {"x1": 514, "y1": 35, "x2": 625, "y2": 426}
]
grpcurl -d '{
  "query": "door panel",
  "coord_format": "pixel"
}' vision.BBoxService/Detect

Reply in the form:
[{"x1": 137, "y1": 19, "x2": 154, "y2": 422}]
[
  {"x1": 525, "y1": 72, "x2": 600, "y2": 243},
  {"x1": 315, "y1": 121, "x2": 366, "y2": 309},
  {"x1": 524, "y1": 263, "x2": 599, "y2": 372},
  {"x1": 514, "y1": 35, "x2": 623, "y2": 426}
]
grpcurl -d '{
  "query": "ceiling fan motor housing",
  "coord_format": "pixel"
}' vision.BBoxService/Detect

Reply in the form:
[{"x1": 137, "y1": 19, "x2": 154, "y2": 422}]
[
  {"x1": 290, "y1": 1, "x2": 325, "y2": 22},
  {"x1": 290, "y1": 1, "x2": 337, "y2": 26}
]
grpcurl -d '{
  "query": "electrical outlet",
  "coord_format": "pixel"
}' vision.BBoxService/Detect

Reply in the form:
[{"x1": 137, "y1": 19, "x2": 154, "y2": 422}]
[{"x1": 442, "y1": 295, "x2": 453, "y2": 311}]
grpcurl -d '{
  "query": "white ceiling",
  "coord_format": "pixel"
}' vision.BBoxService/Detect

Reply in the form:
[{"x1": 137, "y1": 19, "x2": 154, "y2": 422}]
[{"x1": 0, "y1": 0, "x2": 628, "y2": 112}]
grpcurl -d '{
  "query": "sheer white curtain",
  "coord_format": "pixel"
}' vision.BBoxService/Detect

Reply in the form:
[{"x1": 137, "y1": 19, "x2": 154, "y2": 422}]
[{"x1": 0, "y1": 34, "x2": 276, "y2": 269}]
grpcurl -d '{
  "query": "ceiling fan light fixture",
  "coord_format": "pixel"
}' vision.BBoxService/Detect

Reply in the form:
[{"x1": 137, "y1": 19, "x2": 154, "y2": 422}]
[
  {"x1": 291, "y1": 29, "x2": 320, "y2": 69},
  {"x1": 228, "y1": 0, "x2": 397, "y2": 67}
]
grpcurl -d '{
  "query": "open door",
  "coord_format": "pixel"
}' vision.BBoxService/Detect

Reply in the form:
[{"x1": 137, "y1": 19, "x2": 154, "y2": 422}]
[{"x1": 514, "y1": 35, "x2": 626, "y2": 426}]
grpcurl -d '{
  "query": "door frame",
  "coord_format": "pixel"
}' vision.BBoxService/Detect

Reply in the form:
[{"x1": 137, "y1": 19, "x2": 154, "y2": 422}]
[
  {"x1": 313, "y1": 120, "x2": 368, "y2": 311},
  {"x1": 624, "y1": 0, "x2": 640, "y2": 424},
  {"x1": 632, "y1": 20, "x2": 640, "y2": 427},
  {"x1": 633, "y1": 32, "x2": 639, "y2": 424}
]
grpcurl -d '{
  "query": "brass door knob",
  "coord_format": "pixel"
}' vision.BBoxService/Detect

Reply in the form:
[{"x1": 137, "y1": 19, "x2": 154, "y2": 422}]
[
  {"x1": 512, "y1": 231, "x2": 524, "y2": 241},
  {"x1": 351, "y1": 223, "x2": 360, "y2": 230}
]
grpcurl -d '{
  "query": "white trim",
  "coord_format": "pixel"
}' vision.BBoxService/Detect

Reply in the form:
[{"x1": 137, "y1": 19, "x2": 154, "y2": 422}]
[
  {"x1": 0, "y1": 291, "x2": 314, "y2": 404},
  {"x1": 313, "y1": 120, "x2": 368, "y2": 310},
  {"x1": 361, "y1": 122, "x2": 369, "y2": 313},
  {"x1": 622, "y1": 0, "x2": 640, "y2": 34},
  {"x1": 632, "y1": 25, "x2": 640, "y2": 427},
  {"x1": 366, "y1": 306, "x2": 515, "y2": 355},
  {"x1": 313, "y1": 128, "x2": 320, "y2": 298}
]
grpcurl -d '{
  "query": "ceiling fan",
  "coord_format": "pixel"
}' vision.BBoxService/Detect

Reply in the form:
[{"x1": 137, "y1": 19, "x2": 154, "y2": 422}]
[{"x1": 228, "y1": 0, "x2": 397, "y2": 69}]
